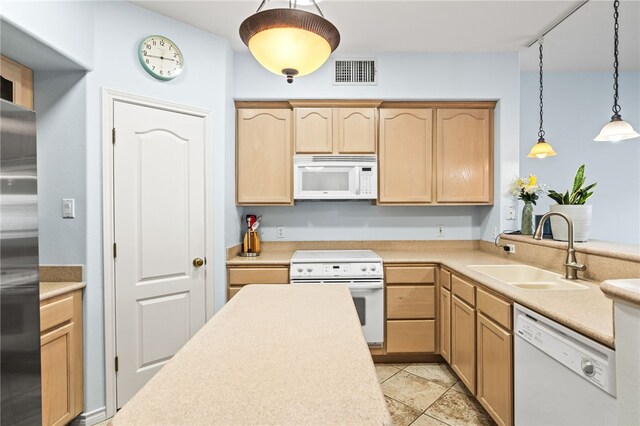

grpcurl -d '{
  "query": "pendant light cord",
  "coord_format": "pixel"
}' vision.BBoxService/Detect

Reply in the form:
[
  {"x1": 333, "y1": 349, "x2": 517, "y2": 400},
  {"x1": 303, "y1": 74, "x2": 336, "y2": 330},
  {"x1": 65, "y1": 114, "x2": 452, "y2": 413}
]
[
  {"x1": 538, "y1": 40, "x2": 545, "y2": 141},
  {"x1": 258, "y1": 0, "x2": 324, "y2": 16},
  {"x1": 612, "y1": 0, "x2": 621, "y2": 118}
]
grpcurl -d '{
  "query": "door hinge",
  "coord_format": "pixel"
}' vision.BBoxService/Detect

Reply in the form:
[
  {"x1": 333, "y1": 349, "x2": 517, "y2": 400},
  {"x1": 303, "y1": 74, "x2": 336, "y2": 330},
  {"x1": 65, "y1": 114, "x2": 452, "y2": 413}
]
[
  {"x1": 112, "y1": 127, "x2": 116, "y2": 145},
  {"x1": 113, "y1": 243, "x2": 117, "y2": 258},
  {"x1": 115, "y1": 356, "x2": 119, "y2": 372}
]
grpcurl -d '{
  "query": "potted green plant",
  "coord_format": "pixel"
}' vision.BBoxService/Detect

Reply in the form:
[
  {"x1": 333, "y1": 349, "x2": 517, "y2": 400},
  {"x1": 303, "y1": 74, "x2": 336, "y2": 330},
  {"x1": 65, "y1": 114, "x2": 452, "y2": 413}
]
[{"x1": 547, "y1": 164, "x2": 597, "y2": 242}]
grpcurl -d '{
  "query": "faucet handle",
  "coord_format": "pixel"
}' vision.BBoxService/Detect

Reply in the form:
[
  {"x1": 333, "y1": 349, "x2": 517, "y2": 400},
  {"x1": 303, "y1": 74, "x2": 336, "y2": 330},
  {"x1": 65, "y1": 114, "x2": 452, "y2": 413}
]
[{"x1": 564, "y1": 262, "x2": 587, "y2": 272}]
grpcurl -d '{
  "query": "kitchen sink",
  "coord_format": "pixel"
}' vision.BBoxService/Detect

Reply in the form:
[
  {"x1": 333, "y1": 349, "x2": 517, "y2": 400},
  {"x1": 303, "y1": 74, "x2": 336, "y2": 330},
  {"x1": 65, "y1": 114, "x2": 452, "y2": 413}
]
[{"x1": 467, "y1": 264, "x2": 589, "y2": 291}]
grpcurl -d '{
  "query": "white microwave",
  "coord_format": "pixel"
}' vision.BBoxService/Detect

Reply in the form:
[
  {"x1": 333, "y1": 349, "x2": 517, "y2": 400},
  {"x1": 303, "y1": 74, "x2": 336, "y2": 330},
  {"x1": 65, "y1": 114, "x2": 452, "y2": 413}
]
[{"x1": 293, "y1": 155, "x2": 378, "y2": 200}]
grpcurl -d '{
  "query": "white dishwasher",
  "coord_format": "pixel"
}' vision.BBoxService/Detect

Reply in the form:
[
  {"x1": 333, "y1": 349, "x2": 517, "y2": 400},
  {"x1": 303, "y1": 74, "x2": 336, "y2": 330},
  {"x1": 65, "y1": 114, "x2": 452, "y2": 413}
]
[{"x1": 514, "y1": 304, "x2": 617, "y2": 425}]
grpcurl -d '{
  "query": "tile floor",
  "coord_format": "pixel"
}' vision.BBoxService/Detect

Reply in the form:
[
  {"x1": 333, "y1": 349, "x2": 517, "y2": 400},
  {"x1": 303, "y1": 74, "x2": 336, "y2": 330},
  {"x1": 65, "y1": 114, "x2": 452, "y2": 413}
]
[{"x1": 376, "y1": 363, "x2": 495, "y2": 426}]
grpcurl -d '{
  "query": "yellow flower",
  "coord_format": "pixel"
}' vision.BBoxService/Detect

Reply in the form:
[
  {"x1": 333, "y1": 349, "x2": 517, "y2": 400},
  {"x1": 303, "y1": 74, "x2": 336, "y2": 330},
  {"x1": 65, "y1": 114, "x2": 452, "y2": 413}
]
[
  {"x1": 528, "y1": 174, "x2": 537, "y2": 187},
  {"x1": 516, "y1": 178, "x2": 524, "y2": 188}
]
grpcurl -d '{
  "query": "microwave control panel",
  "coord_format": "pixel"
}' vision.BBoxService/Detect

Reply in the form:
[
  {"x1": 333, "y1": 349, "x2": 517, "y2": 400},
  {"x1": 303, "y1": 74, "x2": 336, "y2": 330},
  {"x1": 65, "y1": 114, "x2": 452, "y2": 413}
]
[{"x1": 360, "y1": 167, "x2": 376, "y2": 196}]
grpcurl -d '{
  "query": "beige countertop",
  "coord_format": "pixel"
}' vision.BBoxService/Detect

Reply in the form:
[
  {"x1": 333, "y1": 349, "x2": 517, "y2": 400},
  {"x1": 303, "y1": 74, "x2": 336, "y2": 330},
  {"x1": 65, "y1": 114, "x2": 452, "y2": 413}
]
[
  {"x1": 601, "y1": 279, "x2": 640, "y2": 307},
  {"x1": 228, "y1": 248, "x2": 614, "y2": 348},
  {"x1": 111, "y1": 285, "x2": 391, "y2": 426},
  {"x1": 40, "y1": 281, "x2": 85, "y2": 301}
]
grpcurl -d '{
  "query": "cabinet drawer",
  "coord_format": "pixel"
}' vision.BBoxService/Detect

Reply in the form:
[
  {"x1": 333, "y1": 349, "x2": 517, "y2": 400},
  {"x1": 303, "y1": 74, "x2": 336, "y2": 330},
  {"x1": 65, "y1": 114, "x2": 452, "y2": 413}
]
[
  {"x1": 477, "y1": 288, "x2": 512, "y2": 330},
  {"x1": 387, "y1": 320, "x2": 435, "y2": 353},
  {"x1": 452, "y1": 274, "x2": 476, "y2": 306},
  {"x1": 387, "y1": 286, "x2": 435, "y2": 319},
  {"x1": 385, "y1": 266, "x2": 435, "y2": 284},
  {"x1": 40, "y1": 294, "x2": 74, "y2": 333},
  {"x1": 228, "y1": 267, "x2": 289, "y2": 285},
  {"x1": 440, "y1": 268, "x2": 452, "y2": 290}
]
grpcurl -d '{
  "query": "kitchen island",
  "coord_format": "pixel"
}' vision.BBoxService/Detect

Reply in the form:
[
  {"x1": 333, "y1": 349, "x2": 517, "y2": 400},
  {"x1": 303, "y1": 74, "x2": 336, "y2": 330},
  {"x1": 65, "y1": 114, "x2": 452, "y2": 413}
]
[{"x1": 111, "y1": 284, "x2": 391, "y2": 425}]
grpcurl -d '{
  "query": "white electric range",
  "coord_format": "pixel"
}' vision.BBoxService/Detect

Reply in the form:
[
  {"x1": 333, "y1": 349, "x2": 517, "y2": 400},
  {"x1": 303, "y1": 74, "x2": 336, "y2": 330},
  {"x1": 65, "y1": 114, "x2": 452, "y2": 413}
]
[{"x1": 290, "y1": 250, "x2": 384, "y2": 347}]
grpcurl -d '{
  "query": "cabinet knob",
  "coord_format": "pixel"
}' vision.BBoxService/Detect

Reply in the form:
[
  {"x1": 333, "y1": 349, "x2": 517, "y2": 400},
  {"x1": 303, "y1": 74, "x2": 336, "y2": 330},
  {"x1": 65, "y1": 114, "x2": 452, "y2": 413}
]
[{"x1": 193, "y1": 257, "x2": 204, "y2": 267}]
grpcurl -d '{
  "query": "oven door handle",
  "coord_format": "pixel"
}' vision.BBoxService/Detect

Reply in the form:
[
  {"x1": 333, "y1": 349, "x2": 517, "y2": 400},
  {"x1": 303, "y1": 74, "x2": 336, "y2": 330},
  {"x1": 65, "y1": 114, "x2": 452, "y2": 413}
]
[{"x1": 349, "y1": 284, "x2": 384, "y2": 291}]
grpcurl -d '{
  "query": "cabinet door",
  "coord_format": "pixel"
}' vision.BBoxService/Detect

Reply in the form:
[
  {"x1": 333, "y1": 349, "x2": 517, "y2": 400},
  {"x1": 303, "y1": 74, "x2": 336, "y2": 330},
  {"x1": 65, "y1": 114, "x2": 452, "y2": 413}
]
[
  {"x1": 335, "y1": 108, "x2": 376, "y2": 153},
  {"x1": 451, "y1": 295, "x2": 476, "y2": 394},
  {"x1": 0, "y1": 55, "x2": 33, "y2": 109},
  {"x1": 477, "y1": 313, "x2": 513, "y2": 426},
  {"x1": 440, "y1": 287, "x2": 451, "y2": 363},
  {"x1": 295, "y1": 108, "x2": 333, "y2": 153},
  {"x1": 379, "y1": 109, "x2": 433, "y2": 203},
  {"x1": 436, "y1": 109, "x2": 492, "y2": 203},
  {"x1": 386, "y1": 320, "x2": 435, "y2": 353},
  {"x1": 237, "y1": 109, "x2": 293, "y2": 204},
  {"x1": 41, "y1": 323, "x2": 75, "y2": 426}
]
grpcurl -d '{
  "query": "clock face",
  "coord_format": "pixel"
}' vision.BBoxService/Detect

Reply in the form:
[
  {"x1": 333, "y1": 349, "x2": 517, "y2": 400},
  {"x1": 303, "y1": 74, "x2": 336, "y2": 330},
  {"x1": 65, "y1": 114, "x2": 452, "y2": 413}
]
[{"x1": 138, "y1": 35, "x2": 184, "y2": 80}]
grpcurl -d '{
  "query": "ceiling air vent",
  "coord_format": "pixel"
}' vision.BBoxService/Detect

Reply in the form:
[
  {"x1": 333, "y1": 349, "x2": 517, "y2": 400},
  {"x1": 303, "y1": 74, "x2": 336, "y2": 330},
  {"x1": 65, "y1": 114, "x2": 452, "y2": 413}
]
[{"x1": 333, "y1": 59, "x2": 377, "y2": 85}]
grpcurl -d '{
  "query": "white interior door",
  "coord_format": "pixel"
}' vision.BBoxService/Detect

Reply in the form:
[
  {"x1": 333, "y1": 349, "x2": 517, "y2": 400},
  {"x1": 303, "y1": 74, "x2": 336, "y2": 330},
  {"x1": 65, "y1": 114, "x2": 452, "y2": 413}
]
[{"x1": 113, "y1": 100, "x2": 206, "y2": 408}]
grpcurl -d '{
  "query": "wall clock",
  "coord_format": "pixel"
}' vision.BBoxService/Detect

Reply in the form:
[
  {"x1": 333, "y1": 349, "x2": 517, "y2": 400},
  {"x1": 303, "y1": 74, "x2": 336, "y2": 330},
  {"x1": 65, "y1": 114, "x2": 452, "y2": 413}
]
[{"x1": 138, "y1": 35, "x2": 184, "y2": 80}]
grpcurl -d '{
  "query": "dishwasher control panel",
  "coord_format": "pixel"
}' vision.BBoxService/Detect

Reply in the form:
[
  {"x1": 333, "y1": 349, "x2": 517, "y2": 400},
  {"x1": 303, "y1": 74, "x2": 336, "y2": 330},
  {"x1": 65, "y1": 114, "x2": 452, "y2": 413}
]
[{"x1": 515, "y1": 306, "x2": 616, "y2": 397}]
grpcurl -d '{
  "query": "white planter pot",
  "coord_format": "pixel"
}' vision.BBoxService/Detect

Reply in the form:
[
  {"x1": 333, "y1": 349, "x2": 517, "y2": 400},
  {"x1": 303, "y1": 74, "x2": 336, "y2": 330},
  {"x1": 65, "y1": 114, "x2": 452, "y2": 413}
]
[{"x1": 549, "y1": 204, "x2": 593, "y2": 242}]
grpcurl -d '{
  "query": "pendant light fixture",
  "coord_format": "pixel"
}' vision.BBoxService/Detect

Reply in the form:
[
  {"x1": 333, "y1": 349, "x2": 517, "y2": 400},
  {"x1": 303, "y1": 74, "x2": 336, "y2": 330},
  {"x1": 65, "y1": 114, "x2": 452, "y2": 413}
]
[
  {"x1": 528, "y1": 39, "x2": 558, "y2": 159},
  {"x1": 594, "y1": 0, "x2": 640, "y2": 142},
  {"x1": 239, "y1": 0, "x2": 340, "y2": 83}
]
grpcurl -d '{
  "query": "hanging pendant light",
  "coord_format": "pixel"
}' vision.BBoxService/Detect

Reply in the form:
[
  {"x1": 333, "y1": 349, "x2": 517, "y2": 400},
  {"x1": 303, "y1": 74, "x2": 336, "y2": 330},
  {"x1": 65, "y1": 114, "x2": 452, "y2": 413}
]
[
  {"x1": 528, "y1": 39, "x2": 558, "y2": 159},
  {"x1": 595, "y1": 0, "x2": 640, "y2": 142},
  {"x1": 239, "y1": 0, "x2": 340, "y2": 83}
]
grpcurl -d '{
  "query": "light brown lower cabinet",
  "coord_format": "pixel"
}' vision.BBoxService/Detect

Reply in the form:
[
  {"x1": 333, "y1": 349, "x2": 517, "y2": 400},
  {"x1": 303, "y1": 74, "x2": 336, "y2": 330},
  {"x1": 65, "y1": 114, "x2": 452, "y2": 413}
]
[
  {"x1": 386, "y1": 320, "x2": 435, "y2": 353},
  {"x1": 40, "y1": 290, "x2": 83, "y2": 426},
  {"x1": 477, "y1": 313, "x2": 513, "y2": 426},
  {"x1": 439, "y1": 287, "x2": 451, "y2": 363},
  {"x1": 227, "y1": 266, "x2": 290, "y2": 300},
  {"x1": 450, "y1": 295, "x2": 476, "y2": 394}
]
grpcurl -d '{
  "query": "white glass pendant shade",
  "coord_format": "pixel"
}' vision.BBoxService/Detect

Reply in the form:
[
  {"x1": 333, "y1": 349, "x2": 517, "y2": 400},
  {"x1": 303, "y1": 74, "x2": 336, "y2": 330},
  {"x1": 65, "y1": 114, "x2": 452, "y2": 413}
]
[
  {"x1": 594, "y1": 118, "x2": 640, "y2": 142},
  {"x1": 527, "y1": 139, "x2": 558, "y2": 159},
  {"x1": 248, "y1": 27, "x2": 332, "y2": 77}
]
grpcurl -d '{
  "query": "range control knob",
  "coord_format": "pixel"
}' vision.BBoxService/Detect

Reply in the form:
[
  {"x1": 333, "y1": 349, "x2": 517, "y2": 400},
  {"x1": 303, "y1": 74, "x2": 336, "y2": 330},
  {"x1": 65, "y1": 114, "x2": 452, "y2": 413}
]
[
  {"x1": 306, "y1": 267, "x2": 313, "y2": 273},
  {"x1": 361, "y1": 266, "x2": 367, "y2": 272},
  {"x1": 581, "y1": 360, "x2": 595, "y2": 377},
  {"x1": 297, "y1": 267, "x2": 303, "y2": 273},
  {"x1": 370, "y1": 265, "x2": 377, "y2": 271}
]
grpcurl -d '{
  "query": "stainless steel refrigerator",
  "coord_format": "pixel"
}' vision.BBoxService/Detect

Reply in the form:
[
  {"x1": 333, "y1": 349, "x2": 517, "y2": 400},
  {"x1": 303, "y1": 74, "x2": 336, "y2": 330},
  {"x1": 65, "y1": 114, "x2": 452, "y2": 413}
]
[{"x1": 0, "y1": 99, "x2": 42, "y2": 425}]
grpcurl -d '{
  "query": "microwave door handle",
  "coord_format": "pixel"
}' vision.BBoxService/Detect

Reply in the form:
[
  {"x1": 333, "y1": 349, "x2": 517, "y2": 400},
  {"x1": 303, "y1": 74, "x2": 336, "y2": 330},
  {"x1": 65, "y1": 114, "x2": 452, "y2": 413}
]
[{"x1": 355, "y1": 169, "x2": 361, "y2": 195}]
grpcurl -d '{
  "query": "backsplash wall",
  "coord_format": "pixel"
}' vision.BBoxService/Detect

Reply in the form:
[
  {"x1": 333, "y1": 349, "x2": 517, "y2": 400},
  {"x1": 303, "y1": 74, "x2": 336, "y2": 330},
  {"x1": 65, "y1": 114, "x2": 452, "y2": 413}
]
[{"x1": 246, "y1": 203, "x2": 490, "y2": 241}]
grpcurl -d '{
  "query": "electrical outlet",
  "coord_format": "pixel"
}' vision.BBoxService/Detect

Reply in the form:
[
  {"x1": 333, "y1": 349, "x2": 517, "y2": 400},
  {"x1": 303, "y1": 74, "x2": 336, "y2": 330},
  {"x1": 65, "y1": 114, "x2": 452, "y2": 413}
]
[
  {"x1": 436, "y1": 225, "x2": 445, "y2": 238},
  {"x1": 276, "y1": 226, "x2": 285, "y2": 239},
  {"x1": 504, "y1": 244, "x2": 516, "y2": 254},
  {"x1": 507, "y1": 205, "x2": 516, "y2": 220}
]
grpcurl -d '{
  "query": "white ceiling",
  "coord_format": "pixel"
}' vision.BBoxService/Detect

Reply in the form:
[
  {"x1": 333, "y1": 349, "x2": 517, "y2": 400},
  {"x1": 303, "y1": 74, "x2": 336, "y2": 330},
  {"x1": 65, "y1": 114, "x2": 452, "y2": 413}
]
[{"x1": 131, "y1": 0, "x2": 640, "y2": 71}]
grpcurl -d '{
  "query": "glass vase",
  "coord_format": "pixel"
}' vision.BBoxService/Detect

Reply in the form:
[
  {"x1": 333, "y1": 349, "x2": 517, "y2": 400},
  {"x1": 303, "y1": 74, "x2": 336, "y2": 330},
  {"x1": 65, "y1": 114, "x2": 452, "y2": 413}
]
[{"x1": 521, "y1": 201, "x2": 534, "y2": 235}]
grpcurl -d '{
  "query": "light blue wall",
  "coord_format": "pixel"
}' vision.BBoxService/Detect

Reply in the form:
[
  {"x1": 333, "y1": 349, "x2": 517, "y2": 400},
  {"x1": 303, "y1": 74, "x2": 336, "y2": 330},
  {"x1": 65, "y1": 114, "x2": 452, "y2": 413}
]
[
  {"x1": 234, "y1": 52, "x2": 521, "y2": 242},
  {"x1": 2, "y1": 0, "x2": 237, "y2": 414},
  {"x1": 520, "y1": 71, "x2": 640, "y2": 244},
  {"x1": 34, "y1": 71, "x2": 87, "y2": 265}
]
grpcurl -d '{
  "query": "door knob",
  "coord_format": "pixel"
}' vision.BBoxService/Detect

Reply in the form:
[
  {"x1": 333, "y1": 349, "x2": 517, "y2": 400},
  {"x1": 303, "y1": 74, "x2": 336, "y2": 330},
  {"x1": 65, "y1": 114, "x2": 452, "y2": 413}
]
[{"x1": 193, "y1": 257, "x2": 204, "y2": 267}]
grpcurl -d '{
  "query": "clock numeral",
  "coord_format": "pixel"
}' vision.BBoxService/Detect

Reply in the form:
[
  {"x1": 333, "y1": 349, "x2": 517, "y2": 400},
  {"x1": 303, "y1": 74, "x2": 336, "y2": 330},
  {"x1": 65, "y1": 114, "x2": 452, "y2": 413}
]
[
  {"x1": 169, "y1": 45, "x2": 173, "y2": 50},
  {"x1": 143, "y1": 50, "x2": 147, "y2": 56},
  {"x1": 176, "y1": 62, "x2": 180, "y2": 67},
  {"x1": 146, "y1": 59, "x2": 149, "y2": 64},
  {"x1": 168, "y1": 71, "x2": 171, "y2": 75},
  {"x1": 160, "y1": 40, "x2": 165, "y2": 46},
  {"x1": 152, "y1": 40, "x2": 157, "y2": 46},
  {"x1": 160, "y1": 70, "x2": 163, "y2": 75},
  {"x1": 146, "y1": 44, "x2": 151, "y2": 49},
  {"x1": 152, "y1": 66, "x2": 156, "y2": 70}
]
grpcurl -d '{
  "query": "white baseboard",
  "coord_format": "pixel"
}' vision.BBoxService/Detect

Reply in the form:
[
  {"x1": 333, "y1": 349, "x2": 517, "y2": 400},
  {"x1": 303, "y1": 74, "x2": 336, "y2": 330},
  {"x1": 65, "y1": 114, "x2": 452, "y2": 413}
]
[{"x1": 70, "y1": 407, "x2": 108, "y2": 426}]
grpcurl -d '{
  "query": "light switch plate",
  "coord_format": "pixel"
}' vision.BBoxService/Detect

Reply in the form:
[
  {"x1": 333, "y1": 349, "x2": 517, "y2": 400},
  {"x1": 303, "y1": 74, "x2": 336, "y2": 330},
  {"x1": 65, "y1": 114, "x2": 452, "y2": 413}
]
[{"x1": 62, "y1": 198, "x2": 75, "y2": 219}]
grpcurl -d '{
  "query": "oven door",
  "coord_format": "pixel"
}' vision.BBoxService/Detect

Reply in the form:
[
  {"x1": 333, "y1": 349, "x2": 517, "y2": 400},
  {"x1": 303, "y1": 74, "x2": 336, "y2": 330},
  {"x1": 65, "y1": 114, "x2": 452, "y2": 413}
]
[
  {"x1": 349, "y1": 284, "x2": 384, "y2": 347},
  {"x1": 294, "y1": 164, "x2": 359, "y2": 200}
]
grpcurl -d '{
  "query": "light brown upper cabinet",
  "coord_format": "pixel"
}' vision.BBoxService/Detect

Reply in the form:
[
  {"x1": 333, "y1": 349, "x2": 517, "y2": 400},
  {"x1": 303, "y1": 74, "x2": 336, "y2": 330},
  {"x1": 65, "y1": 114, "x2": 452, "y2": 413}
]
[
  {"x1": 378, "y1": 108, "x2": 433, "y2": 204},
  {"x1": 436, "y1": 108, "x2": 493, "y2": 204},
  {"x1": 1, "y1": 55, "x2": 34, "y2": 109},
  {"x1": 236, "y1": 108, "x2": 293, "y2": 205},
  {"x1": 292, "y1": 102, "x2": 378, "y2": 154}
]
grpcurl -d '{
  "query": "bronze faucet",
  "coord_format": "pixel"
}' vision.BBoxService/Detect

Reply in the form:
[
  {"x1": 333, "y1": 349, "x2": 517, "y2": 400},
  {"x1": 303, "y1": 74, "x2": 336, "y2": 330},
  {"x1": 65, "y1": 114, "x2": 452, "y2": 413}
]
[{"x1": 533, "y1": 212, "x2": 586, "y2": 280}]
